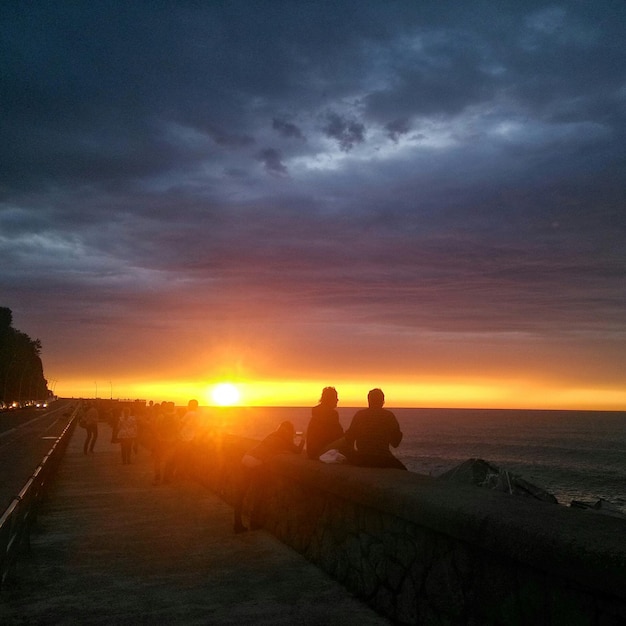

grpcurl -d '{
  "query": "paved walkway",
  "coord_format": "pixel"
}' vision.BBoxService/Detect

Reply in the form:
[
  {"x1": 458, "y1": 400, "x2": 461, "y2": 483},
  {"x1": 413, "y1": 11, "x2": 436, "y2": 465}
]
[{"x1": 1, "y1": 427, "x2": 389, "y2": 625}]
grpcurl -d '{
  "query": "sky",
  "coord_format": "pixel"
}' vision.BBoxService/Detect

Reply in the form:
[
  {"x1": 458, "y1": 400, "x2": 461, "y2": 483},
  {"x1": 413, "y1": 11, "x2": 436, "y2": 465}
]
[{"x1": 1, "y1": 1, "x2": 625, "y2": 409}]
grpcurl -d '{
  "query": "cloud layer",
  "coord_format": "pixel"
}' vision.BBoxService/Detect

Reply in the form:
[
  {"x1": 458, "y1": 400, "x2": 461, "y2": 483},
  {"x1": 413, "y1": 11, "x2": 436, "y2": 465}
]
[{"x1": 1, "y1": 2, "x2": 625, "y2": 402}]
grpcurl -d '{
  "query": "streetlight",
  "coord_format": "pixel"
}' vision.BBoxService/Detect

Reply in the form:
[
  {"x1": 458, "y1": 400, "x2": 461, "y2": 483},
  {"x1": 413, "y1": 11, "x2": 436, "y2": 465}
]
[
  {"x1": 109, "y1": 381, "x2": 113, "y2": 400},
  {"x1": 95, "y1": 381, "x2": 98, "y2": 399}
]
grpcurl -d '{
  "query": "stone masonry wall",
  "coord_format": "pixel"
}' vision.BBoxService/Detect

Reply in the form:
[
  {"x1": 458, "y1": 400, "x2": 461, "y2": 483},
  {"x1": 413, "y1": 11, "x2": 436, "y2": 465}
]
[{"x1": 196, "y1": 435, "x2": 626, "y2": 625}]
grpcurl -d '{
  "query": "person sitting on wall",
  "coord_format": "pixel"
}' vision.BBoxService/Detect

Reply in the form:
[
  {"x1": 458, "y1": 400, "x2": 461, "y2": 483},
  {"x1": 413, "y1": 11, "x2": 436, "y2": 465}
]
[
  {"x1": 344, "y1": 388, "x2": 407, "y2": 470},
  {"x1": 233, "y1": 420, "x2": 304, "y2": 533},
  {"x1": 306, "y1": 386, "x2": 346, "y2": 460}
]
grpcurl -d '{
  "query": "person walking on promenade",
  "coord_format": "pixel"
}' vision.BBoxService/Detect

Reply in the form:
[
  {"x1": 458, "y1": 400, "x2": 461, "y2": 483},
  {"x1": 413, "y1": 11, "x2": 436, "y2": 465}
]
[
  {"x1": 344, "y1": 388, "x2": 407, "y2": 470},
  {"x1": 117, "y1": 407, "x2": 138, "y2": 465},
  {"x1": 234, "y1": 420, "x2": 304, "y2": 533},
  {"x1": 306, "y1": 387, "x2": 345, "y2": 460},
  {"x1": 165, "y1": 399, "x2": 200, "y2": 482},
  {"x1": 158, "y1": 401, "x2": 180, "y2": 484},
  {"x1": 83, "y1": 402, "x2": 99, "y2": 455},
  {"x1": 139, "y1": 400, "x2": 157, "y2": 453}
]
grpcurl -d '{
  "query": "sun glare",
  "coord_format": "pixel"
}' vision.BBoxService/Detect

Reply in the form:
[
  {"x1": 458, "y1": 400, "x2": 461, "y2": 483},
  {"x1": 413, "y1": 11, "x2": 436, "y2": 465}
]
[{"x1": 210, "y1": 382, "x2": 241, "y2": 406}]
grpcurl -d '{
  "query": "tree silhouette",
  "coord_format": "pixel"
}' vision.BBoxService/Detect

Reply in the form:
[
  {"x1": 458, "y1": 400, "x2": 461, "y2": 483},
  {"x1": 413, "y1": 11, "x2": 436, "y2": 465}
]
[{"x1": 0, "y1": 307, "x2": 48, "y2": 406}]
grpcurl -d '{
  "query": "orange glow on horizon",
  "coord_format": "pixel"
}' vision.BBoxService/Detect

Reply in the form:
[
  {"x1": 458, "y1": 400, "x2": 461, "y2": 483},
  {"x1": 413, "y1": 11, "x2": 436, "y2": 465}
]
[{"x1": 55, "y1": 376, "x2": 626, "y2": 411}]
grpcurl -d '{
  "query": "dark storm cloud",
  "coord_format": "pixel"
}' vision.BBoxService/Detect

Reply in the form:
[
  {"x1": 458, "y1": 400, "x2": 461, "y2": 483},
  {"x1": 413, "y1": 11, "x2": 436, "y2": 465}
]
[
  {"x1": 272, "y1": 118, "x2": 305, "y2": 140},
  {"x1": 1, "y1": 0, "x2": 625, "y2": 382},
  {"x1": 323, "y1": 112, "x2": 366, "y2": 151},
  {"x1": 208, "y1": 129, "x2": 255, "y2": 149},
  {"x1": 256, "y1": 148, "x2": 288, "y2": 176},
  {"x1": 385, "y1": 118, "x2": 412, "y2": 142}
]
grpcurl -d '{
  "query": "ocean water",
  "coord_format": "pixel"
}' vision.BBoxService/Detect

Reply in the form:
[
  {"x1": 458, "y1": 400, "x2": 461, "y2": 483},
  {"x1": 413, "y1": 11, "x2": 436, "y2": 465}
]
[{"x1": 206, "y1": 406, "x2": 626, "y2": 514}]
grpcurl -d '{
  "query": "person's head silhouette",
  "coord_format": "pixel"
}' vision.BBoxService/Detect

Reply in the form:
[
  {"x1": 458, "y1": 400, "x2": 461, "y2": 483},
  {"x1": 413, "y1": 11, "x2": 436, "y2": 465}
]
[
  {"x1": 276, "y1": 421, "x2": 295, "y2": 440},
  {"x1": 320, "y1": 387, "x2": 338, "y2": 407},
  {"x1": 367, "y1": 388, "x2": 385, "y2": 409}
]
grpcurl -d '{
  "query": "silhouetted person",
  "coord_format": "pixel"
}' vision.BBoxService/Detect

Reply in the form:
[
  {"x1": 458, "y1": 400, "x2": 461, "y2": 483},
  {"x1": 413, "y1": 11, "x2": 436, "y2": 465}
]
[
  {"x1": 306, "y1": 387, "x2": 345, "y2": 459},
  {"x1": 165, "y1": 399, "x2": 200, "y2": 481},
  {"x1": 234, "y1": 420, "x2": 304, "y2": 533},
  {"x1": 83, "y1": 402, "x2": 99, "y2": 455},
  {"x1": 140, "y1": 400, "x2": 158, "y2": 453},
  {"x1": 117, "y1": 407, "x2": 138, "y2": 465},
  {"x1": 344, "y1": 388, "x2": 406, "y2": 470},
  {"x1": 154, "y1": 401, "x2": 179, "y2": 485}
]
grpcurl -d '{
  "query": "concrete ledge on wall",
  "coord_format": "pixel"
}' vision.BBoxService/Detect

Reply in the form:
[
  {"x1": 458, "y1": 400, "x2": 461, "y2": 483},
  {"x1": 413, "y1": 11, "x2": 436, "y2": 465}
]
[
  {"x1": 203, "y1": 436, "x2": 626, "y2": 624},
  {"x1": 273, "y1": 455, "x2": 626, "y2": 597}
]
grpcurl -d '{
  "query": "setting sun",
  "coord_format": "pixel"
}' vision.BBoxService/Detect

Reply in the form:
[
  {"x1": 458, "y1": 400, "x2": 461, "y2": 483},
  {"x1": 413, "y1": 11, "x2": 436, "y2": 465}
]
[{"x1": 210, "y1": 383, "x2": 241, "y2": 406}]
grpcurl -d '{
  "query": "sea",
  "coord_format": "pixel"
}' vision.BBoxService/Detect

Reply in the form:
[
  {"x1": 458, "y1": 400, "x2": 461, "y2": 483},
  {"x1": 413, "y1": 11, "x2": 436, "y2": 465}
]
[{"x1": 206, "y1": 406, "x2": 626, "y2": 514}]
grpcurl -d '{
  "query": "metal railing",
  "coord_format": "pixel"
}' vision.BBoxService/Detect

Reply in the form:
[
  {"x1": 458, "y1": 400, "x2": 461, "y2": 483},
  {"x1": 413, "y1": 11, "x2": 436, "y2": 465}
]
[{"x1": 0, "y1": 405, "x2": 78, "y2": 592}]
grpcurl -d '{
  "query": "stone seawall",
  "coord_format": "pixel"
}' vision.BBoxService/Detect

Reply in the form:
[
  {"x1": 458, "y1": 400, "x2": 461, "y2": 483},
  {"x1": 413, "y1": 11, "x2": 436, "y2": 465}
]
[{"x1": 197, "y1": 435, "x2": 626, "y2": 625}]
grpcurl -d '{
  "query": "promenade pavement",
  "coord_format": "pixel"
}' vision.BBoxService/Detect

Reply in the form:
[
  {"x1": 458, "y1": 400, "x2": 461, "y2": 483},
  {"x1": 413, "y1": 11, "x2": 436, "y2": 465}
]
[{"x1": 1, "y1": 426, "x2": 389, "y2": 625}]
